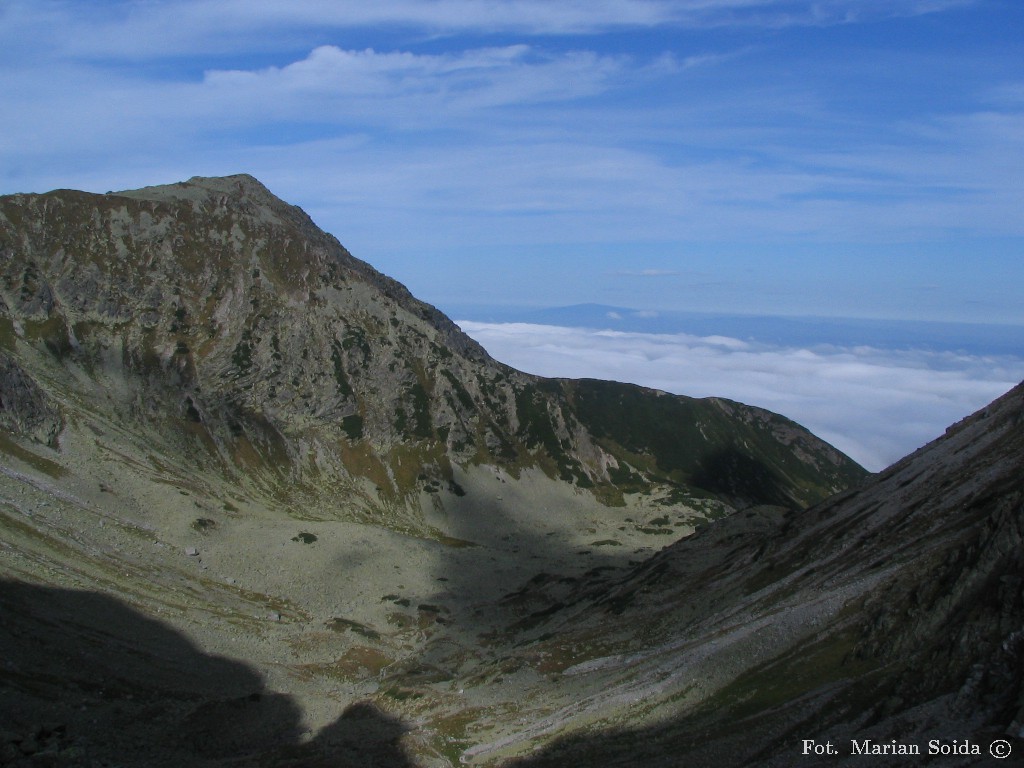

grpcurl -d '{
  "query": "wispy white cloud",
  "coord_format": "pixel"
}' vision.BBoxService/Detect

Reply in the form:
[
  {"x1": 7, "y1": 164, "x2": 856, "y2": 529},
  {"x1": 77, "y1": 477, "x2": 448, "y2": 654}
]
[
  {"x1": 1, "y1": 1, "x2": 1014, "y2": 244},
  {"x1": 201, "y1": 44, "x2": 632, "y2": 119},
  {"x1": 457, "y1": 321, "x2": 1024, "y2": 471},
  {"x1": 614, "y1": 269, "x2": 683, "y2": 277},
  {"x1": 0, "y1": 0, "x2": 978, "y2": 61},
  {"x1": 721, "y1": 0, "x2": 976, "y2": 29}
]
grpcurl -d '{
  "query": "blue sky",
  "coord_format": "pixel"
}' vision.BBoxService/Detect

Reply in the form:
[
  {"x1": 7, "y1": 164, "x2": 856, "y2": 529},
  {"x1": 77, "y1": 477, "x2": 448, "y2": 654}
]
[
  {"x1": 2, "y1": 1, "x2": 1023, "y2": 468},
  {"x1": 2, "y1": 0, "x2": 1022, "y2": 323}
]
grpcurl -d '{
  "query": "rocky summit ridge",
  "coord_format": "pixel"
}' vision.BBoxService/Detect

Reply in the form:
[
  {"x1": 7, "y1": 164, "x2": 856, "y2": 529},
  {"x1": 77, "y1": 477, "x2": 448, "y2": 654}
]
[
  {"x1": 0, "y1": 174, "x2": 862, "y2": 530},
  {"x1": 0, "y1": 175, "x2": 1018, "y2": 767}
]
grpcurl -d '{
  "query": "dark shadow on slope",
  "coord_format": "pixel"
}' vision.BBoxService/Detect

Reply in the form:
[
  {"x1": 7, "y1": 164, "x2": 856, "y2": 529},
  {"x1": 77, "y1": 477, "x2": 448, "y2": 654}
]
[
  {"x1": 690, "y1": 446, "x2": 791, "y2": 508},
  {"x1": 277, "y1": 702, "x2": 414, "y2": 767},
  {"x1": 0, "y1": 579, "x2": 416, "y2": 767},
  {"x1": 374, "y1": 383, "x2": 863, "y2": 708},
  {"x1": 423, "y1": 488, "x2": 657, "y2": 637}
]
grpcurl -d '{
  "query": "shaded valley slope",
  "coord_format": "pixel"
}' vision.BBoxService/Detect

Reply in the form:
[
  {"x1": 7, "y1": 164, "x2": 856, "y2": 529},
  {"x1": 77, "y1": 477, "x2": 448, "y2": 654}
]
[{"x1": 503, "y1": 382, "x2": 1024, "y2": 766}]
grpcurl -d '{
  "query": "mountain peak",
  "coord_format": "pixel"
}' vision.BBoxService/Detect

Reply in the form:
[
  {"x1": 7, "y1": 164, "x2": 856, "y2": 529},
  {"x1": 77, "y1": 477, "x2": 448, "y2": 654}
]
[
  {"x1": 0, "y1": 174, "x2": 863, "y2": 514},
  {"x1": 113, "y1": 173, "x2": 311, "y2": 229},
  {"x1": 117, "y1": 173, "x2": 274, "y2": 202},
  {"x1": 182, "y1": 173, "x2": 281, "y2": 205}
]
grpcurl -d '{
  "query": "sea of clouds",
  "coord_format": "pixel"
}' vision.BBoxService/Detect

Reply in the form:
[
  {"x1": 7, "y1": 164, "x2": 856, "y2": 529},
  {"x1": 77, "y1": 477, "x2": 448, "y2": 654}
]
[{"x1": 458, "y1": 321, "x2": 1024, "y2": 472}]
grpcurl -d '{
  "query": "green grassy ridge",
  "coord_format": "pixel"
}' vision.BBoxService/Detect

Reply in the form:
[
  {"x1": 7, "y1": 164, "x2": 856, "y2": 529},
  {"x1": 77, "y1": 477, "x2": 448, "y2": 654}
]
[{"x1": 558, "y1": 378, "x2": 866, "y2": 509}]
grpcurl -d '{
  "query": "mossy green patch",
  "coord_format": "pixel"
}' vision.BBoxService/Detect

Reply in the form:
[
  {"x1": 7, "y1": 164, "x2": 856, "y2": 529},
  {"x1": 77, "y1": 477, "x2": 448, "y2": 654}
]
[
  {"x1": 565, "y1": 379, "x2": 865, "y2": 508},
  {"x1": 0, "y1": 432, "x2": 67, "y2": 478},
  {"x1": 696, "y1": 630, "x2": 876, "y2": 722},
  {"x1": 341, "y1": 413, "x2": 363, "y2": 441}
]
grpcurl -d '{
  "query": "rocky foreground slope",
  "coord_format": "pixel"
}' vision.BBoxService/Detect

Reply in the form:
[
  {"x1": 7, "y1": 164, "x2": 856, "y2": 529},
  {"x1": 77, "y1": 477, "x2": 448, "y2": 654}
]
[
  {"x1": 2, "y1": 175, "x2": 1017, "y2": 766},
  {"x1": 502, "y1": 382, "x2": 1024, "y2": 767}
]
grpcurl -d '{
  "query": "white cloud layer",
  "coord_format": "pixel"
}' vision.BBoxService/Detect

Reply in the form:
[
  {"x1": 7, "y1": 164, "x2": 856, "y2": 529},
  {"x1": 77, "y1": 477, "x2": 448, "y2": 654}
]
[{"x1": 457, "y1": 321, "x2": 1024, "y2": 472}]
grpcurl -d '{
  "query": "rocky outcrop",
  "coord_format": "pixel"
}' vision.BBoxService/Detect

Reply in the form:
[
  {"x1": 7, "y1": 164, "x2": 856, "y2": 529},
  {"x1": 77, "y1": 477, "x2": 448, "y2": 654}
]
[{"x1": 0, "y1": 350, "x2": 61, "y2": 446}]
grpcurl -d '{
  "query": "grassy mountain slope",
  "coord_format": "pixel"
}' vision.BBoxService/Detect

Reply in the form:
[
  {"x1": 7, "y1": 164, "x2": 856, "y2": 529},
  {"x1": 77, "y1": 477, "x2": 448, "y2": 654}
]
[
  {"x1": 0, "y1": 174, "x2": 863, "y2": 531},
  {"x1": 0, "y1": 174, "x2": 889, "y2": 767}
]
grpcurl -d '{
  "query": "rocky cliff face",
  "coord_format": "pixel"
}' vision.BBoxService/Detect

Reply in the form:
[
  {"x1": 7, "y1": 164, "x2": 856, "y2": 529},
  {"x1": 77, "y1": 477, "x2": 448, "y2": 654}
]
[
  {"x1": 0, "y1": 350, "x2": 61, "y2": 446},
  {"x1": 0, "y1": 175, "x2": 863, "y2": 531}
]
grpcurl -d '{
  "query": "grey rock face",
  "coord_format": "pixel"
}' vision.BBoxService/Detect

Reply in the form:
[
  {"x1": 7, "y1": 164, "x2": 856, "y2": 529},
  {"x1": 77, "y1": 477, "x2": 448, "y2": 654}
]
[
  {"x1": 0, "y1": 175, "x2": 865, "y2": 526},
  {"x1": 0, "y1": 350, "x2": 61, "y2": 446}
]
